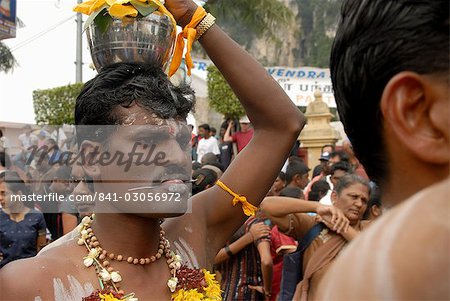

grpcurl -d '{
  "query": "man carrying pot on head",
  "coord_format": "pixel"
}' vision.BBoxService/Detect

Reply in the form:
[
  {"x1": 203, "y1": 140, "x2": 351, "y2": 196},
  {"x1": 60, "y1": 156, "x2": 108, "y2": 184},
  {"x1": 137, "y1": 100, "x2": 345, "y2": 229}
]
[{"x1": 0, "y1": 0, "x2": 306, "y2": 299}]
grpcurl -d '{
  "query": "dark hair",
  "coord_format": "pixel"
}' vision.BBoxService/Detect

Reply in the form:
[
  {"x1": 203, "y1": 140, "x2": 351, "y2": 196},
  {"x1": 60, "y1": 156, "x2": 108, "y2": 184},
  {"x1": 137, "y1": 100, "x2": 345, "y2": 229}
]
[
  {"x1": 0, "y1": 151, "x2": 11, "y2": 168},
  {"x1": 309, "y1": 180, "x2": 330, "y2": 202},
  {"x1": 279, "y1": 186, "x2": 304, "y2": 199},
  {"x1": 331, "y1": 0, "x2": 449, "y2": 183},
  {"x1": 192, "y1": 162, "x2": 202, "y2": 171},
  {"x1": 285, "y1": 161, "x2": 309, "y2": 183},
  {"x1": 330, "y1": 150, "x2": 349, "y2": 163},
  {"x1": 334, "y1": 174, "x2": 371, "y2": 196},
  {"x1": 363, "y1": 185, "x2": 382, "y2": 220},
  {"x1": 201, "y1": 152, "x2": 218, "y2": 165},
  {"x1": 198, "y1": 124, "x2": 210, "y2": 132},
  {"x1": 0, "y1": 171, "x2": 30, "y2": 195},
  {"x1": 192, "y1": 168, "x2": 218, "y2": 195},
  {"x1": 210, "y1": 127, "x2": 217, "y2": 133},
  {"x1": 278, "y1": 171, "x2": 286, "y2": 183},
  {"x1": 75, "y1": 63, "x2": 195, "y2": 144},
  {"x1": 330, "y1": 161, "x2": 352, "y2": 175}
]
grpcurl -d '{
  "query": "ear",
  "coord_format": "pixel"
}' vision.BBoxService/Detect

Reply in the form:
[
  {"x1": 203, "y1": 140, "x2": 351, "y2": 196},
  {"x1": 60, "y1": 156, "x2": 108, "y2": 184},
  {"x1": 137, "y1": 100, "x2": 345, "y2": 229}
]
[
  {"x1": 330, "y1": 190, "x2": 338, "y2": 205},
  {"x1": 381, "y1": 72, "x2": 449, "y2": 165},
  {"x1": 371, "y1": 205, "x2": 382, "y2": 218},
  {"x1": 79, "y1": 140, "x2": 102, "y2": 179}
]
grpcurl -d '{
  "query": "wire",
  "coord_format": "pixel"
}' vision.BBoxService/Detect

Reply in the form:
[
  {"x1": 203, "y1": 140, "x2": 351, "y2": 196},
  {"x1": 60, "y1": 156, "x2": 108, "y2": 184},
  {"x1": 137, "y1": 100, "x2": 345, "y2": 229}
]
[{"x1": 10, "y1": 14, "x2": 77, "y2": 52}]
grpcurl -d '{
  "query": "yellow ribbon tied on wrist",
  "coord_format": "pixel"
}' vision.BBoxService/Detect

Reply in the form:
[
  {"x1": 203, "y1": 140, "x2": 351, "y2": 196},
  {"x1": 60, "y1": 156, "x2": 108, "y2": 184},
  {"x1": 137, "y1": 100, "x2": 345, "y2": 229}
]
[
  {"x1": 168, "y1": 6, "x2": 207, "y2": 77},
  {"x1": 216, "y1": 180, "x2": 257, "y2": 217}
]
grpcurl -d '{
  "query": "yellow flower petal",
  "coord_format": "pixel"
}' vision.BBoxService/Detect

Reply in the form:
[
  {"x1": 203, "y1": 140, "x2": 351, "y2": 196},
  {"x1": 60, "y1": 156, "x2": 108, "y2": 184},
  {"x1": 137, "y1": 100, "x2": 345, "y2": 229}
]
[
  {"x1": 108, "y1": 4, "x2": 138, "y2": 19},
  {"x1": 74, "y1": 0, "x2": 106, "y2": 16},
  {"x1": 107, "y1": 0, "x2": 131, "y2": 5}
]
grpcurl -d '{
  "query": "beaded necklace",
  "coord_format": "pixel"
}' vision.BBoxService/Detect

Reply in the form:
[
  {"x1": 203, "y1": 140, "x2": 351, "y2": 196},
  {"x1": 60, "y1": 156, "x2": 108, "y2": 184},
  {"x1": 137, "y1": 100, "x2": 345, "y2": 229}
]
[{"x1": 77, "y1": 215, "x2": 222, "y2": 301}]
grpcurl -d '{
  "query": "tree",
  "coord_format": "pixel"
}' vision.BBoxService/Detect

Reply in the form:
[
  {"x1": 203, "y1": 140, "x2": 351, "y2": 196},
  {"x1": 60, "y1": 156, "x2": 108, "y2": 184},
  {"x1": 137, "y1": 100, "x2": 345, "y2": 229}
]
[
  {"x1": 205, "y1": 0, "x2": 294, "y2": 41},
  {"x1": 191, "y1": 0, "x2": 294, "y2": 58},
  {"x1": 33, "y1": 83, "x2": 84, "y2": 125},
  {"x1": 206, "y1": 65, "x2": 245, "y2": 119},
  {"x1": 0, "y1": 42, "x2": 17, "y2": 73},
  {"x1": 294, "y1": 0, "x2": 342, "y2": 67}
]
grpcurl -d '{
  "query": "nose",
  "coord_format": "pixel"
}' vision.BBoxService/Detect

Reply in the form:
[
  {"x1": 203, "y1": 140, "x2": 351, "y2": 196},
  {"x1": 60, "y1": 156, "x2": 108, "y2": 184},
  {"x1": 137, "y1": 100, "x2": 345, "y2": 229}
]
[
  {"x1": 72, "y1": 181, "x2": 91, "y2": 196},
  {"x1": 165, "y1": 139, "x2": 190, "y2": 169},
  {"x1": 354, "y1": 198, "x2": 364, "y2": 208}
]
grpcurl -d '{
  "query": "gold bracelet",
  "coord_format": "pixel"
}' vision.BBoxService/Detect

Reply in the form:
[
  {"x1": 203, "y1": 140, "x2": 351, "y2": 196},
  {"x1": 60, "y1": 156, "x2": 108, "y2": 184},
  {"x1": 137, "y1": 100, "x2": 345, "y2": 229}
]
[{"x1": 195, "y1": 13, "x2": 216, "y2": 40}]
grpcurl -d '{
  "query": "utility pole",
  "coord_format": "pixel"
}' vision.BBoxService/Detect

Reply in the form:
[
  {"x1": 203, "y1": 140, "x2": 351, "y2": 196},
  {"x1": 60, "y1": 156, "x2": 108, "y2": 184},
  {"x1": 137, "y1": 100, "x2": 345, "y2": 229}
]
[{"x1": 75, "y1": 0, "x2": 83, "y2": 83}]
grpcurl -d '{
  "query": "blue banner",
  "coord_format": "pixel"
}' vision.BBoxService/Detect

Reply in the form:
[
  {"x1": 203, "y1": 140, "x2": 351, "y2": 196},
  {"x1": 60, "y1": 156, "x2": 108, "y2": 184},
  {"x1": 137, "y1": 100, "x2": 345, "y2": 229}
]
[{"x1": 0, "y1": 0, "x2": 17, "y2": 39}]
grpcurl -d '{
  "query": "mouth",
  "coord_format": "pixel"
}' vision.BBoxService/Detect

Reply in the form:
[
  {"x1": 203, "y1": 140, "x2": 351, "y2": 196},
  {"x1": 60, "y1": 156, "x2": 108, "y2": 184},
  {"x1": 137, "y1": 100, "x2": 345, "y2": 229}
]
[
  {"x1": 128, "y1": 174, "x2": 193, "y2": 192},
  {"x1": 348, "y1": 209, "x2": 360, "y2": 215},
  {"x1": 160, "y1": 174, "x2": 191, "y2": 184}
]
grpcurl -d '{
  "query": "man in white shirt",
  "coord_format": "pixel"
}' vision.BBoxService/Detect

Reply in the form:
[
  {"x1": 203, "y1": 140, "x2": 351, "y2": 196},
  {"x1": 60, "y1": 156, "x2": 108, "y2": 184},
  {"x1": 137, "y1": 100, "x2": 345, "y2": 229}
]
[
  {"x1": 17, "y1": 125, "x2": 38, "y2": 151},
  {"x1": 196, "y1": 123, "x2": 219, "y2": 163}
]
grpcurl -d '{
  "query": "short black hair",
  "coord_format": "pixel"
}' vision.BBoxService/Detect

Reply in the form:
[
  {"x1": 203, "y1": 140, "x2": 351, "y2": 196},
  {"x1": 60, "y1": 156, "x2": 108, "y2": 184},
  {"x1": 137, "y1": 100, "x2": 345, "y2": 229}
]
[
  {"x1": 309, "y1": 180, "x2": 330, "y2": 202},
  {"x1": 198, "y1": 124, "x2": 210, "y2": 132},
  {"x1": 363, "y1": 185, "x2": 382, "y2": 220},
  {"x1": 330, "y1": 150, "x2": 349, "y2": 163},
  {"x1": 192, "y1": 168, "x2": 218, "y2": 195},
  {"x1": 0, "y1": 171, "x2": 30, "y2": 195},
  {"x1": 75, "y1": 63, "x2": 195, "y2": 144},
  {"x1": 279, "y1": 186, "x2": 304, "y2": 199},
  {"x1": 331, "y1": 0, "x2": 449, "y2": 183},
  {"x1": 330, "y1": 161, "x2": 352, "y2": 175},
  {"x1": 285, "y1": 161, "x2": 310, "y2": 184}
]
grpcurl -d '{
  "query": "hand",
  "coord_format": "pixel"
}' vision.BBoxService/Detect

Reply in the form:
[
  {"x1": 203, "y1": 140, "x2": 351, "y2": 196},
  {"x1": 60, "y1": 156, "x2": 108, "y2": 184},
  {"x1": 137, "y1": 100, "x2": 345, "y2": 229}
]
[
  {"x1": 163, "y1": 0, "x2": 198, "y2": 27},
  {"x1": 249, "y1": 222, "x2": 271, "y2": 241},
  {"x1": 248, "y1": 285, "x2": 264, "y2": 294},
  {"x1": 249, "y1": 285, "x2": 271, "y2": 300},
  {"x1": 316, "y1": 204, "x2": 349, "y2": 234}
]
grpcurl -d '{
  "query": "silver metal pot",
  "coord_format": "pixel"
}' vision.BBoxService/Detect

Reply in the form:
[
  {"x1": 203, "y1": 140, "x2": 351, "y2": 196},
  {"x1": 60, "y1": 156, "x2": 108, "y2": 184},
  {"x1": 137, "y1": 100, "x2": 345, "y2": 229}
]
[{"x1": 86, "y1": 11, "x2": 176, "y2": 71}]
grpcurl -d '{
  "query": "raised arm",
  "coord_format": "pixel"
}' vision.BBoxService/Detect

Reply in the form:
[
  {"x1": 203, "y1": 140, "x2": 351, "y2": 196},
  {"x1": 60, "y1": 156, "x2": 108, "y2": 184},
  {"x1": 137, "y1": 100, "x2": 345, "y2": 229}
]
[
  {"x1": 164, "y1": 0, "x2": 305, "y2": 255},
  {"x1": 261, "y1": 197, "x2": 349, "y2": 235},
  {"x1": 223, "y1": 121, "x2": 234, "y2": 142}
]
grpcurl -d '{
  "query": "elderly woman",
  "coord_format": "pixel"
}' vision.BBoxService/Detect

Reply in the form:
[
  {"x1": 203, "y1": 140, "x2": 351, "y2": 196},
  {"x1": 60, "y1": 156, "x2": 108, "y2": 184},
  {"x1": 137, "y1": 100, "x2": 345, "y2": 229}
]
[
  {"x1": 0, "y1": 171, "x2": 47, "y2": 268},
  {"x1": 261, "y1": 174, "x2": 371, "y2": 301}
]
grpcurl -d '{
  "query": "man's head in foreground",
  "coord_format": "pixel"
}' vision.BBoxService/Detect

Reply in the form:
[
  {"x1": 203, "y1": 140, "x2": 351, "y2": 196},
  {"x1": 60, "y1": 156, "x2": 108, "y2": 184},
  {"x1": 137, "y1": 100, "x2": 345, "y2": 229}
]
[
  {"x1": 331, "y1": 0, "x2": 449, "y2": 204},
  {"x1": 75, "y1": 63, "x2": 195, "y2": 216}
]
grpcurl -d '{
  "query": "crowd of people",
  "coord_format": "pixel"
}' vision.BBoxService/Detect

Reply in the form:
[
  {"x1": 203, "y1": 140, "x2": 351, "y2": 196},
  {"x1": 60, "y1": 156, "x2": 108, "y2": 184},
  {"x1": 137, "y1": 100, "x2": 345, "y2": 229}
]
[
  {"x1": 1, "y1": 121, "x2": 381, "y2": 300},
  {"x1": 0, "y1": 0, "x2": 448, "y2": 300}
]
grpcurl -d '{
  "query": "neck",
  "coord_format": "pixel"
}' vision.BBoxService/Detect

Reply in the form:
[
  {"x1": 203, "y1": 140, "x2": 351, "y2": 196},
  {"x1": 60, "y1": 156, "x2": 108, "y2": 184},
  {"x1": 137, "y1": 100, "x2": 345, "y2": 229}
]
[
  {"x1": 91, "y1": 213, "x2": 161, "y2": 259},
  {"x1": 383, "y1": 161, "x2": 449, "y2": 208},
  {"x1": 4, "y1": 205, "x2": 27, "y2": 217}
]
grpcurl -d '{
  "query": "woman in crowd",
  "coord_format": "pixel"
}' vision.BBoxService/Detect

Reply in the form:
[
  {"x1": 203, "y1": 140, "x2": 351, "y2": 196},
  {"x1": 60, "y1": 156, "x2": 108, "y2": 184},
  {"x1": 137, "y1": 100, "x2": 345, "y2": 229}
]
[
  {"x1": 0, "y1": 171, "x2": 47, "y2": 268},
  {"x1": 261, "y1": 174, "x2": 371, "y2": 300}
]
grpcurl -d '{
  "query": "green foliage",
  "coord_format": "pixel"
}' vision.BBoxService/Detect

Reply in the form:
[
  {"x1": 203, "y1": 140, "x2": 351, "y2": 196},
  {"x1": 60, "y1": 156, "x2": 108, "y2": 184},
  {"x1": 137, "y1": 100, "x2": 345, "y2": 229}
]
[
  {"x1": 206, "y1": 65, "x2": 245, "y2": 119},
  {"x1": 205, "y1": 0, "x2": 293, "y2": 42},
  {"x1": 33, "y1": 83, "x2": 84, "y2": 125},
  {"x1": 0, "y1": 42, "x2": 17, "y2": 73},
  {"x1": 295, "y1": 0, "x2": 342, "y2": 67}
]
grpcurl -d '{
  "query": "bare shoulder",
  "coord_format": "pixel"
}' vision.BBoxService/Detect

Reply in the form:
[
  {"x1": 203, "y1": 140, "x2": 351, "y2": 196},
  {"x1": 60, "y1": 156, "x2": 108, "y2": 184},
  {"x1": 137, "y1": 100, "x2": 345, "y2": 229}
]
[
  {"x1": 317, "y1": 178, "x2": 450, "y2": 300},
  {"x1": 0, "y1": 231, "x2": 96, "y2": 300}
]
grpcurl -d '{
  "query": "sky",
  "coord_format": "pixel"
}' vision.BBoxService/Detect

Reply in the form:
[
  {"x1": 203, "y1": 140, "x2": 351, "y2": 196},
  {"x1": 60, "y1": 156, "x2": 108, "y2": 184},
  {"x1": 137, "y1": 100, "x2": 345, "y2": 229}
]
[{"x1": 1, "y1": 0, "x2": 97, "y2": 124}]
